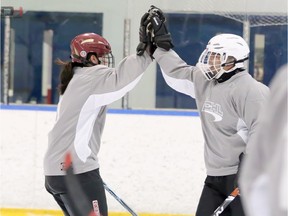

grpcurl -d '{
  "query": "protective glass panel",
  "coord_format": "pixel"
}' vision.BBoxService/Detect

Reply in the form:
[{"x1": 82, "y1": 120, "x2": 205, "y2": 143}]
[{"x1": 1, "y1": 1, "x2": 287, "y2": 109}]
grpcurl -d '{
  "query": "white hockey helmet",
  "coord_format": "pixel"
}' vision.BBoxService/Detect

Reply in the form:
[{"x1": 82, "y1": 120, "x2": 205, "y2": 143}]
[{"x1": 197, "y1": 33, "x2": 250, "y2": 80}]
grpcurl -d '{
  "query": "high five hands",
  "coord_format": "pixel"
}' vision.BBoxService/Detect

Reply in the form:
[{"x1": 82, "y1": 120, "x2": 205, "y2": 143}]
[{"x1": 136, "y1": 5, "x2": 174, "y2": 57}]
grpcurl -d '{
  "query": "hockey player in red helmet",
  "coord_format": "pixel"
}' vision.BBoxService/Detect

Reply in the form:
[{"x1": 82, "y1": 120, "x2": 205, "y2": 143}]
[
  {"x1": 70, "y1": 33, "x2": 114, "y2": 67},
  {"x1": 44, "y1": 30, "x2": 153, "y2": 216}
]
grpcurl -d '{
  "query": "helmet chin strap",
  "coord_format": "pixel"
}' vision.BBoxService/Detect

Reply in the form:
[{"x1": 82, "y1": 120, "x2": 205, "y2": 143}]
[
  {"x1": 216, "y1": 56, "x2": 249, "y2": 79},
  {"x1": 221, "y1": 57, "x2": 249, "y2": 67}
]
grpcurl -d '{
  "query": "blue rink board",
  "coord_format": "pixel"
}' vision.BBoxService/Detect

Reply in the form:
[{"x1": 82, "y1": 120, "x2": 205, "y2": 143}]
[{"x1": 0, "y1": 104, "x2": 199, "y2": 117}]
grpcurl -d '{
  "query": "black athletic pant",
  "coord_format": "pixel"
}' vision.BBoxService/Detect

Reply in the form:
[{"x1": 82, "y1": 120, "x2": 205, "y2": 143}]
[
  {"x1": 45, "y1": 169, "x2": 107, "y2": 216},
  {"x1": 196, "y1": 175, "x2": 245, "y2": 216}
]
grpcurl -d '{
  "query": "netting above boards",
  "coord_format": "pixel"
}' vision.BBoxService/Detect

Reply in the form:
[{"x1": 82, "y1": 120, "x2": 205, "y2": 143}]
[
  {"x1": 178, "y1": 0, "x2": 288, "y2": 27},
  {"x1": 211, "y1": 13, "x2": 288, "y2": 27}
]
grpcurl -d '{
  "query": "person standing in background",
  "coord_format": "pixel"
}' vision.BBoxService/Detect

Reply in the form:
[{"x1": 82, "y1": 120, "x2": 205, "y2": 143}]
[
  {"x1": 239, "y1": 64, "x2": 287, "y2": 216},
  {"x1": 44, "y1": 32, "x2": 152, "y2": 216},
  {"x1": 138, "y1": 6, "x2": 270, "y2": 216}
]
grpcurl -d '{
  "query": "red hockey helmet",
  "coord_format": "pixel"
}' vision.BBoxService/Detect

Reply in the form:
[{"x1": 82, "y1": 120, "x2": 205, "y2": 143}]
[{"x1": 70, "y1": 33, "x2": 114, "y2": 67}]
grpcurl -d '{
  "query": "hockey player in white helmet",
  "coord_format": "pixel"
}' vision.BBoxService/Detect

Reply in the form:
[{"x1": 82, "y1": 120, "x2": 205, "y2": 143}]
[
  {"x1": 138, "y1": 6, "x2": 270, "y2": 216},
  {"x1": 44, "y1": 32, "x2": 153, "y2": 216}
]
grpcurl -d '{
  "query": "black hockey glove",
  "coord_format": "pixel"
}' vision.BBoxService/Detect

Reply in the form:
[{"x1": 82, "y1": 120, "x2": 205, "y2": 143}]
[
  {"x1": 136, "y1": 12, "x2": 150, "y2": 56},
  {"x1": 149, "y1": 13, "x2": 174, "y2": 51},
  {"x1": 234, "y1": 152, "x2": 245, "y2": 189},
  {"x1": 141, "y1": 5, "x2": 166, "y2": 57},
  {"x1": 148, "y1": 5, "x2": 166, "y2": 23}
]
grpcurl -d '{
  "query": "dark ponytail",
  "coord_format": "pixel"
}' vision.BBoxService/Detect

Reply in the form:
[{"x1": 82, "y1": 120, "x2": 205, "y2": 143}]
[{"x1": 55, "y1": 59, "x2": 84, "y2": 95}]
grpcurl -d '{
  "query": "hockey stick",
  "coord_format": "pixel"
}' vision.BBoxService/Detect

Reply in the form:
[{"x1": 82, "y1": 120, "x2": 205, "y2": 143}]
[
  {"x1": 211, "y1": 187, "x2": 240, "y2": 216},
  {"x1": 103, "y1": 182, "x2": 138, "y2": 216}
]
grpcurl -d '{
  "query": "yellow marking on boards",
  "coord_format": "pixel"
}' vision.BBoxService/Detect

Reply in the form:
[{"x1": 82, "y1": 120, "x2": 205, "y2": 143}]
[{"x1": 0, "y1": 208, "x2": 194, "y2": 216}]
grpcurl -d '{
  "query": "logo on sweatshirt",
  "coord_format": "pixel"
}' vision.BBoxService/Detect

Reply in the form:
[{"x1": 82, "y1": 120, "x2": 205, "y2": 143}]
[{"x1": 202, "y1": 100, "x2": 223, "y2": 122}]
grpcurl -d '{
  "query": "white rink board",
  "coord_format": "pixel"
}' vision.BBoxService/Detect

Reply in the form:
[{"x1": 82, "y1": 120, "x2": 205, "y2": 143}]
[{"x1": 0, "y1": 107, "x2": 205, "y2": 214}]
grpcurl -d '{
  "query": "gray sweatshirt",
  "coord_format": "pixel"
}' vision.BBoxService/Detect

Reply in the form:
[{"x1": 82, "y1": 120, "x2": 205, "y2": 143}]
[
  {"x1": 153, "y1": 48, "x2": 269, "y2": 176},
  {"x1": 44, "y1": 52, "x2": 152, "y2": 176}
]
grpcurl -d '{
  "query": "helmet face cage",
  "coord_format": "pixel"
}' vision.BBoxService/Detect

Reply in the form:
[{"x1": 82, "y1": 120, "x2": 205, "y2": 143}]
[
  {"x1": 197, "y1": 33, "x2": 250, "y2": 81},
  {"x1": 98, "y1": 52, "x2": 115, "y2": 68},
  {"x1": 198, "y1": 50, "x2": 224, "y2": 80}
]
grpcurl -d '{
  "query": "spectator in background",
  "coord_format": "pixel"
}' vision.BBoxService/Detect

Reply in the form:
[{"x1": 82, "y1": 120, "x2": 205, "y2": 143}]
[
  {"x1": 43, "y1": 32, "x2": 152, "y2": 216},
  {"x1": 239, "y1": 64, "x2": 287, "y2": 216}
]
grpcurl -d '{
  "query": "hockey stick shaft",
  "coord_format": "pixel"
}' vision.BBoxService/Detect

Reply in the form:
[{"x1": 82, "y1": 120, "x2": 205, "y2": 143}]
[
  {"x1": 103, "y1": 182, "x2": 138, "y2": 216},
  {"x1": 211, "y1": 187, "x2": 240, "y2": 216}
]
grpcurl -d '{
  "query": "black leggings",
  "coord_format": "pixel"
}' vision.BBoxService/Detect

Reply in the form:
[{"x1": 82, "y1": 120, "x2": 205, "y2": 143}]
[
  {"x1": 45, "y1": 169, "x2": 107, "y2": 216},
  {"x1": 196, "y1": 175, "x2": 245, "y2": 216}
]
